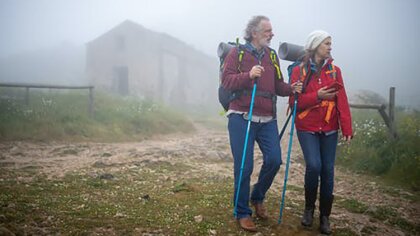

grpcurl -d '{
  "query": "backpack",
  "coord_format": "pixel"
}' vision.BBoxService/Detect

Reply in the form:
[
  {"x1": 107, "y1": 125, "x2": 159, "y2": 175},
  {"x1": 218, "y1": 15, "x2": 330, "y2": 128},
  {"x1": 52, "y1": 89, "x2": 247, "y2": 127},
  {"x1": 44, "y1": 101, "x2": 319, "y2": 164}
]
[{"x1": 217, "y1": 40, "x2": 283, "y2": 112}]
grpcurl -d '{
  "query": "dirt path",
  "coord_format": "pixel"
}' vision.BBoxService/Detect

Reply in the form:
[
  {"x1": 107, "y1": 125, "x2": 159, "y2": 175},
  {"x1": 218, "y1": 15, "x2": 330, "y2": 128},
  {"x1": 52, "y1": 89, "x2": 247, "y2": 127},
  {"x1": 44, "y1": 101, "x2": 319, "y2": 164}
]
[{"x1": 0, "y1": 123, "x2": 419, "y2": 235}]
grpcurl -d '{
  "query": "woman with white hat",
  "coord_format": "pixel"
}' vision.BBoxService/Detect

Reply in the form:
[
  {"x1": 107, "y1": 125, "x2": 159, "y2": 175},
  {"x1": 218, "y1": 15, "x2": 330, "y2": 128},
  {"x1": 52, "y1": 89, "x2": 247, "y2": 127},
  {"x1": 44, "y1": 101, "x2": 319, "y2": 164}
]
[{"x1": 288, "y1": 30, "x2": 353, "y2": 235}]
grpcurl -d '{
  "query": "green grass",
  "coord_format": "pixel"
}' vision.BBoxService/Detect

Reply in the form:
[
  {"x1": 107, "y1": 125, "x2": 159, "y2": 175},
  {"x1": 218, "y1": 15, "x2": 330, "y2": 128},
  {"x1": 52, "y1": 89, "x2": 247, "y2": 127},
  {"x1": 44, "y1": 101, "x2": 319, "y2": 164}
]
[
  {"x1": 336, "y1": 198, "x2": 368, "y2": 214},
  {"x1": 334, "y1": 228, "x2": 358, "y2": 236},
  {"x1": 2, "y1": 157, "x2": 418, "y2": 235},
  {"x1": 0, "y1": 163, "x2": 307, "y2": 235},
  {"x1": 334, "y1": 197, "x2": 419, "y2": 235},
  {"x1": 0, "y1": 89, "x2": 193, "y2": 141},
  {"x1": 366, "y1": 206, "x2": 420, "y2": 234},
  {"x1": 337, "y1": 109, "x2": 420, "y2": 191}
]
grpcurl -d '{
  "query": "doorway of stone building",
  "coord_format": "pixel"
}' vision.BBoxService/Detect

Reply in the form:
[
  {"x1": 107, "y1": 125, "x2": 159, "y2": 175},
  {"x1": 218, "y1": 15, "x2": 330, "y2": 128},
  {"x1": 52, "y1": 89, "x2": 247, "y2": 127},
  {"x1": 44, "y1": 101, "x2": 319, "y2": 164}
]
[{"x1": 113, "y1": 66, "x2": 129, "y2": 96}]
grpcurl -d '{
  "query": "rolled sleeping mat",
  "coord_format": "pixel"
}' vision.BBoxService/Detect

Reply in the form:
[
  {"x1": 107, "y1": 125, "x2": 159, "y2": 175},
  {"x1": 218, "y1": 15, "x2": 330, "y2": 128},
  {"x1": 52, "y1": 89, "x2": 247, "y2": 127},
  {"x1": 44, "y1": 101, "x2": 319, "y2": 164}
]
[
  {"x1": 278, "y1": 42, "x2": 305, "y2": 62},
  {"x1": 217, "y1": 42, "x2": 235, "y2": 59}
]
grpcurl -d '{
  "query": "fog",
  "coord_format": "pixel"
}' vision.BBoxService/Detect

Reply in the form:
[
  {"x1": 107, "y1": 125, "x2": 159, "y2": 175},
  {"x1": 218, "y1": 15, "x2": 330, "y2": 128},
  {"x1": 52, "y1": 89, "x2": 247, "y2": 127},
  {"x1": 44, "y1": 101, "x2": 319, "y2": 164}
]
[{"x1": 1, "y1": 0, "x2": 419, "y2": 108}]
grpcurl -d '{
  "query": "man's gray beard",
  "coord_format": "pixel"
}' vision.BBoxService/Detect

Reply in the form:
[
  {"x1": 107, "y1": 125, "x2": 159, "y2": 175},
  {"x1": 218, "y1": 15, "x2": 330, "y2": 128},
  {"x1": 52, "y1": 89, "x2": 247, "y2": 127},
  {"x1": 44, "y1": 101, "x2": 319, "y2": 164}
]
[{"x1": 259, "y1": 38, "x2": 271, "y2": 47}]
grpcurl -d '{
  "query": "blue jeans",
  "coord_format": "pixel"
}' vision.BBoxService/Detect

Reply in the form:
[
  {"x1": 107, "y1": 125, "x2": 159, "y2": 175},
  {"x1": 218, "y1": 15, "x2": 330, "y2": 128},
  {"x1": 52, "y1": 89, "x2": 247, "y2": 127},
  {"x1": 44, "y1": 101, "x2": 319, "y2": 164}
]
[
  {"x1": 297, "y1": 131, "x2": 338, "y2": 200},
  {"x1": 228, "y1": 114, "x2": 282, "y2": 219}
]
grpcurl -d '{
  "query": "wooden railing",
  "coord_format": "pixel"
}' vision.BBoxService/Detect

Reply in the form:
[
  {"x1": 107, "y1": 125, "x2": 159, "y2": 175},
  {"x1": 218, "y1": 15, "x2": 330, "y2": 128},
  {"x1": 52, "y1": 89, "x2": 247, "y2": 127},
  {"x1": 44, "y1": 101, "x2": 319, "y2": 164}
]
[
  {"x1": 349, "y1": 87, "x2": 397, "y2": 139},
  {"x1": 0, "y1": 82, "x2": 95, "y2": 118}
]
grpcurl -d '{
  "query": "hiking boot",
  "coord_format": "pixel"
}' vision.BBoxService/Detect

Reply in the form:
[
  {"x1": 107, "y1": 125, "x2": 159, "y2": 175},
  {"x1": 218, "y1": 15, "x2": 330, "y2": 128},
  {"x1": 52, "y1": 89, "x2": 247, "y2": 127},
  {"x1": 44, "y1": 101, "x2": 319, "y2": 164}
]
[
  {"x1": 301, "y1": 208, "x2": 315, "y2": 227},
  {"x1": 320, "y1": 215, "x2": 331, "y2": 234},
  {"x1": 252, "y1": 202, "x2": 268, "y2": 219},
  {"x1": 319, "y1": 195, "x2": 334, "y2": 235},
  {"x1": 301, "y1": 187, "x2": 317, "y2": 227},
  {"x1": 237, "y1": 216, "x2": 257, "y2": 232}
]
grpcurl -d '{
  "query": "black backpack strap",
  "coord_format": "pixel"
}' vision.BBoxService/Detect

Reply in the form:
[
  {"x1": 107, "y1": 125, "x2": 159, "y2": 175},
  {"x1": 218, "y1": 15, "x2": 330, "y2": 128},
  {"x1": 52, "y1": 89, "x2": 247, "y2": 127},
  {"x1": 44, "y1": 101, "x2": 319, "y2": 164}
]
[
  {"x1": 240, "y1": 90, "x2": 273, "y2": 98},
  {"x1": 239, "y1": 90, "x2": 277, "y2": 118}
]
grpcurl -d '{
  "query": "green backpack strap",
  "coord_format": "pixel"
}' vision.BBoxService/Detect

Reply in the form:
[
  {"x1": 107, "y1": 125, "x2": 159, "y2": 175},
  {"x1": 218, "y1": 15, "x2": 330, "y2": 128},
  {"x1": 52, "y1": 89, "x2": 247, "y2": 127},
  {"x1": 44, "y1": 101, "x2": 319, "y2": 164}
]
[
  {"x1": 236, "y1": 38, "x2": 244, "y2": 72},
  {"x1": 235, "y1": 43, "x2": 281, "y2": 80},
  {"x1": 269, "y1": 49, "x2": 283, "y2": 80}
]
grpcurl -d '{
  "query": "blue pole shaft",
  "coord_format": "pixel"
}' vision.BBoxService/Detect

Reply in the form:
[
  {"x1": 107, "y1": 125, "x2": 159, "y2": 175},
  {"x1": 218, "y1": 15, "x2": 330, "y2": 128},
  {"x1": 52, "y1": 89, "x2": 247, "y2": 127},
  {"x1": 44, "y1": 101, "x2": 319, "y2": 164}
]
[
  {"x1": 278, "y1": 94, "x2": 298, "y2": 224},
  {"x1": 233, "y1": 81, "x2": 258, "y2": 218}
]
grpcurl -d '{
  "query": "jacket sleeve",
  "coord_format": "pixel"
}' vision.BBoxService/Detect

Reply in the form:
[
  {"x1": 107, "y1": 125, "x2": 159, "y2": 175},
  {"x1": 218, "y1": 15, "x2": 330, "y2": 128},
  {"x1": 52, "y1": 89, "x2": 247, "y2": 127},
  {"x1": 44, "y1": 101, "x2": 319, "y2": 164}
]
[
  {"x1": 288, "y1": 65, "x2": 320, "y2": 111},
  {"x1": 335, "y1": 66, "x2": 353, "y2": 136},
  {"x1": 274, "y1": 55, "x2": 293, "y2": 96},
  {"x1": 221, "y1": 48, "x2": 252, "y2": 90}
]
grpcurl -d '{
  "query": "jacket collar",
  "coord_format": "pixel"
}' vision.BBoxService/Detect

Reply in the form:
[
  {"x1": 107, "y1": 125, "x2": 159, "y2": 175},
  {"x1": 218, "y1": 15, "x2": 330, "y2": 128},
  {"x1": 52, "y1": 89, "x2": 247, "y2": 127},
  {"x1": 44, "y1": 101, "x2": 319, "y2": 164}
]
[
  {"x1": 244, "y1": 41, "x2": 265, "y2": 61},
  {"x1": 309, "y1": 57, "x2": 334, "y2": 72}
]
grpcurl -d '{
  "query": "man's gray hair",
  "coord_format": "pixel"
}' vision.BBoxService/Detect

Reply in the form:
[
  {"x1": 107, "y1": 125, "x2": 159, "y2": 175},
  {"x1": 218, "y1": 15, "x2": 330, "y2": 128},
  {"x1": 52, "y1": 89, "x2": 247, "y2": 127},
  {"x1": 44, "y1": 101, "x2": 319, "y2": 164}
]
[{"x1": 244, "y1": 15, "x2": 270, "y2": 42}]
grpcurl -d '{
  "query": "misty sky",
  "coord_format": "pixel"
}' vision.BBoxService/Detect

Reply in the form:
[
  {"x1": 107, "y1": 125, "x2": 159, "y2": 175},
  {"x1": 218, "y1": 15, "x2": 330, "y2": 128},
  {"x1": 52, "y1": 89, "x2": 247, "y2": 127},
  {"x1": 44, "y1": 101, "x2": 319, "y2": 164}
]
[{"x1": 1, "y1": 0, "x2": 419, "y2": 107}]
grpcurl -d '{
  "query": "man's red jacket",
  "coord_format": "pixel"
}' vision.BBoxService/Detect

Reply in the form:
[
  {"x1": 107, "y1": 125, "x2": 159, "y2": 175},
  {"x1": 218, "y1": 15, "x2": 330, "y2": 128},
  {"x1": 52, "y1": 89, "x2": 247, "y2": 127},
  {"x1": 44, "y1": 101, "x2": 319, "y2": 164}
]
[{"x1": 222, "y1": 46, "x2": 292, "y2": 117}]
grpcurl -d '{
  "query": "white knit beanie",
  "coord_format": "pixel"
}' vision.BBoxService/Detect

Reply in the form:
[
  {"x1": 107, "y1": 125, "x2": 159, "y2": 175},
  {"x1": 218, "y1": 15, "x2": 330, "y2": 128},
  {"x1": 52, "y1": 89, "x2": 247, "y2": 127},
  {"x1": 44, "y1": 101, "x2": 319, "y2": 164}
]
[{"x1": 304, "y1": 30, "x2": 331, "y2": 51}]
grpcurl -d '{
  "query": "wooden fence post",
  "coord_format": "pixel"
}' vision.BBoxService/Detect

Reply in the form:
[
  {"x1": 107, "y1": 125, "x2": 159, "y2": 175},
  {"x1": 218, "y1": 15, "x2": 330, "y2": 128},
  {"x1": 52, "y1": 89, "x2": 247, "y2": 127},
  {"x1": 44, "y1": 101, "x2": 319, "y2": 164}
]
[
  {"x1": 389, "y1": 87, "x2": 397, "y2": 139},
  {"x1": 89, "y1": 87, "x2": 94, "y2": 118}
]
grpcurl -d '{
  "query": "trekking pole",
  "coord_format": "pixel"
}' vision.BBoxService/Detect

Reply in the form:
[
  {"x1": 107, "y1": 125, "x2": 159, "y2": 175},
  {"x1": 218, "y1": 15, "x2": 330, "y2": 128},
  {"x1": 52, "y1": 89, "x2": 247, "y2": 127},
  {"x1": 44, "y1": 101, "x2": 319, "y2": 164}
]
[
  {"x1": 278, "y1": 92, "x2": 298, "y2": 224},
  {"x1": 278, "y1": 62, "x2": 296, "y2": 141},
  {"x1": 233, "y1": 71, "x2": 259, "y2": 218}
]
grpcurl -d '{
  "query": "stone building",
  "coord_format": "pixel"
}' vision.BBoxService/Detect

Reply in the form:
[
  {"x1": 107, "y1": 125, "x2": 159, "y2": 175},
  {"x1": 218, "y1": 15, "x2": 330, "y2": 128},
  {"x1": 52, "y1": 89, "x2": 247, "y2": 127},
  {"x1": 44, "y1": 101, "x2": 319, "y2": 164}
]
[{"x1": 86, "y1": 20, "x2": 217, "y2": 109}]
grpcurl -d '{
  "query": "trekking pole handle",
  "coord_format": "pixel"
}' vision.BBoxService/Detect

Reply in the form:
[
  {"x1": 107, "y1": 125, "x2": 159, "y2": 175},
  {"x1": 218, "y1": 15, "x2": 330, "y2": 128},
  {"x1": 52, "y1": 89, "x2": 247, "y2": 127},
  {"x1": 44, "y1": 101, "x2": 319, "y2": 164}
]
[
  {"x1": 253, "y1": 60, "x2": 262, "y2": 83},
  {"x1": 253, "y1": 77, "x2": 259, "y2": 84}
]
